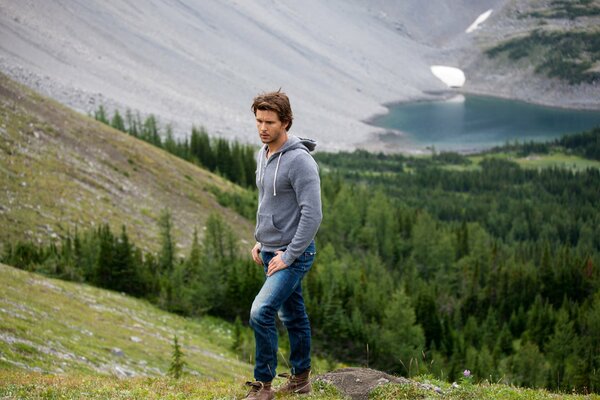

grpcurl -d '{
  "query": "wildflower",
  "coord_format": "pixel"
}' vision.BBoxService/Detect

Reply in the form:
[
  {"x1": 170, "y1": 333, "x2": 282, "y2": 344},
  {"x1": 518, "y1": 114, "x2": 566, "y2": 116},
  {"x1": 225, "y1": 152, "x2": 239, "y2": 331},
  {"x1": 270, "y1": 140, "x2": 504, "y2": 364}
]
[{"x1": 463, "y1": 369, "x2": 471, "y2": 378}]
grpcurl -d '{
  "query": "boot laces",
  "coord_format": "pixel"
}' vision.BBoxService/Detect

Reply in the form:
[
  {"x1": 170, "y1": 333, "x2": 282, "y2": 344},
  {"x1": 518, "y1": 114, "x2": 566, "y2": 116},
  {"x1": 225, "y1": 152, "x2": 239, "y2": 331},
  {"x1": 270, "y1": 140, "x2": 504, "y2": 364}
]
[
  {"x1": 245, "y1": 381, "x2": 264, "y2": 394},
  {"x1": 277, "y1": 372, "x2": 310, "y2": 393},
  {"x1": 278, "y1": 372, "x2": 302, "y2": 383}
]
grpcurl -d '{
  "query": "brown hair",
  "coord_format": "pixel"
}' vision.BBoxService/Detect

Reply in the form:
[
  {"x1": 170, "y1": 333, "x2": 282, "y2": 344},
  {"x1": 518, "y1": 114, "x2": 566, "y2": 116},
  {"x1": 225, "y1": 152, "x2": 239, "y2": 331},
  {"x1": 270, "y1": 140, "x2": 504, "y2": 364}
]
[{"x1": 251, "y1": 90, "x2": 293, "y2": 131}]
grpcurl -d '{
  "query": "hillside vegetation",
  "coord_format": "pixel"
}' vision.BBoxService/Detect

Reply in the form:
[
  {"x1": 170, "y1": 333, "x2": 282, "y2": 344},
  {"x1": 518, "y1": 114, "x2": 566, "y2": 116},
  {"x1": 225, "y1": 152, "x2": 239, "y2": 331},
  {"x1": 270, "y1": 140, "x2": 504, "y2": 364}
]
[
  {"x1": 1, "y1": 262, "x2": 598, "y2": 400},
  {"x1": 485, "y1": 0, "x2": 600, "y2": 85},
  {"x1": 0, "y1": 73, "x2": 253, "y2": 254}
]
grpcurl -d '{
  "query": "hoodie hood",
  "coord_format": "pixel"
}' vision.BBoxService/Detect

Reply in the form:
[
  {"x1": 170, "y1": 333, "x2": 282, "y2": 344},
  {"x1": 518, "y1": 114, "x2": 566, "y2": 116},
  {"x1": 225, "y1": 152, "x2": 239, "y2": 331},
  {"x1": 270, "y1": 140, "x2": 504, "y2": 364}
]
[{"x1": 267, "y1": 135, "x2": 317, "y2": 155}]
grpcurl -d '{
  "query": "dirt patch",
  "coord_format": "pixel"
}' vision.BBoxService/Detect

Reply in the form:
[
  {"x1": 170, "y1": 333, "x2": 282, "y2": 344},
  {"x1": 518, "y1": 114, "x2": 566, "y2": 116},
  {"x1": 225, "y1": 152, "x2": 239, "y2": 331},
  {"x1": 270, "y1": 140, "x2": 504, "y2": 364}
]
[{"x1": 314, "y1": 367, "x2": 441, "y2": 400}]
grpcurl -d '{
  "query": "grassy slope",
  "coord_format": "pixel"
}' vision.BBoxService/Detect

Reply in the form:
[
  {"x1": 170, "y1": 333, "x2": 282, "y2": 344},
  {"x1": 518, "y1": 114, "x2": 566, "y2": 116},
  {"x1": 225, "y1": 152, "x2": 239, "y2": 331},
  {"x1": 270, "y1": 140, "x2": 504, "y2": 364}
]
[
  {"x1": 0, "y1": 262, "x2": 343, "y2": 399},
  {"x1": 0, "y1": 73, "x2": 253, "y2": 254},
  {"x1": 0, "y1": 262, "x2": 252, "y2": 379}
]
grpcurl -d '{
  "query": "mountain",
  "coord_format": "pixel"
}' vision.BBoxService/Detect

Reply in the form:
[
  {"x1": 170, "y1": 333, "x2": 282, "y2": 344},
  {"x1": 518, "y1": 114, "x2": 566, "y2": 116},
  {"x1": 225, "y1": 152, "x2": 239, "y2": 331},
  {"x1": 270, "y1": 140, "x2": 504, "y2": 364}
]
[
  {"x1": 462, "y1": 0, "x2": 600, "y2": 109},
  {"x1": 0, "y1": 72, "x2": 253, "y2": 253},
  {"x1": 0, "y1": 0, "x2": 509, "y2": 152},
  {"x1": 0, "y1": 262, "x2": 251, "y2": 379}
]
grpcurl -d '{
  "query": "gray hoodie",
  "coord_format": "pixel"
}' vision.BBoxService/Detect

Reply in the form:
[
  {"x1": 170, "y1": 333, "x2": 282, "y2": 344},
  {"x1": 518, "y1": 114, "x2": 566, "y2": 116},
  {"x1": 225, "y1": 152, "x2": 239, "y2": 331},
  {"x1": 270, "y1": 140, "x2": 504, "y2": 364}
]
[{"x1": 255, "y1": 135, "x2": 322, "y2": 266}]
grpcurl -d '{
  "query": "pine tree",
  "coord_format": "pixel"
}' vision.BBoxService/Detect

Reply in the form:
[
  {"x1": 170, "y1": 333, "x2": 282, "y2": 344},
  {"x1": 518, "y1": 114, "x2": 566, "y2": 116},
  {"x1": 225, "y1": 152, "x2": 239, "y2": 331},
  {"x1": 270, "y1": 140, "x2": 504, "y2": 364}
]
[
  {"x1": 190, "y1": 126, "x2": 214, "y2": 170},
  {"x1": 376, "y1": 287, "x2": 425, "y2": 375},
  {"x1": 143, "y1": 115, "x2": 161, "y2": 147},
  {"x1": 215, "y1": 138, "x2": 232, "y2": 180},
  {"x1": 125, "y1": 108, "x2": 138, "y2": 137},
  {"x1": 545, "y1": 304, "x2": 579, "y2": 391},
  {"x1": 94, "y1": 105, "x2": 109, "y2": 124},
  {"x1": 112, "y1": 225, "x2": 139, "y2": 295},
  {"x1": 159, "y1": 209, "x2": 175, "y2": 274},
  {"x1": 168, "y1": 335, "x2": 186, "y2": 379},
  {"x1": 111, "y1": 110, "x2": 126, "y2": 132},
  {"x1": 232, "y1": 316, "x2": 243, "y2": 353},
  {"x1": 94, "y1": 224, "x2": 116, "y2": 289},
  {"x1": 242, "y1": 145, "x2": 257, "y2": 187},
  {"x1": 230, "y1": 141, "x2": 246, "y2": 186},
  {"x1": 164, "y1": 124, "x2": 177, "y2": 155},
  {"x1": 415, "y1": 289, "x2": 443, "y2": 349},
  {"x1": 456, "y1": 220, "x2": 470, "y2": 260}
]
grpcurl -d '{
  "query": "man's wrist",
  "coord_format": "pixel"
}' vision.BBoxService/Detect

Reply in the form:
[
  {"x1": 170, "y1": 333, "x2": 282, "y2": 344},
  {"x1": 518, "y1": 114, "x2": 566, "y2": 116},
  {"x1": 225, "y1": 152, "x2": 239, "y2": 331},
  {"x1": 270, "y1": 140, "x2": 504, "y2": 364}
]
[{"x1": 281, "y1": 252, "x2": 293, "y2": 267}]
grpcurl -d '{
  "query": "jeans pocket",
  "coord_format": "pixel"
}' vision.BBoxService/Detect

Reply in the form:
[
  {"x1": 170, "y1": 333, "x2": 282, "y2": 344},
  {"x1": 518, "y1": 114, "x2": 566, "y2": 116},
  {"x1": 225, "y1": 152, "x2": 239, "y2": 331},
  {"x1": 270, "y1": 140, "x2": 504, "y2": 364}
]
[{"x1": 293, "y1": 251, "x2": 315, "y2": 273}]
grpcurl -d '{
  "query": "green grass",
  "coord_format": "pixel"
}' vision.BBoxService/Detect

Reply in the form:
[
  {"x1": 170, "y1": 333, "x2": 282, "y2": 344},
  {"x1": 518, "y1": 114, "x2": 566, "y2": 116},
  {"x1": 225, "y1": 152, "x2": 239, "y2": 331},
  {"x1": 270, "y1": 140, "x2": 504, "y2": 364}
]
[
  {"x1": 439, "y1": 151, "x2": 600, "y2": 172},
  {"x1": 371, "y1": 376, "x2": 600, "y2": 399},
  {"x1": 0, "y1": 371, "x2": 344, "y2": 400},
  {"x1": 0, "y1": 263, "x2": 342, "y2": 396},
  {"x1": 0, "y1": 263, "x2": 252, "y2": 379},
  {"x1": 2, "y1": 371, "x2": 597, "y2": 400},
  {"x1": 513, "y1": 152, "x2": 600, "y2": 170},
  {"x1": 0, "y1": 262, "x2": 344, "y2": 398}
]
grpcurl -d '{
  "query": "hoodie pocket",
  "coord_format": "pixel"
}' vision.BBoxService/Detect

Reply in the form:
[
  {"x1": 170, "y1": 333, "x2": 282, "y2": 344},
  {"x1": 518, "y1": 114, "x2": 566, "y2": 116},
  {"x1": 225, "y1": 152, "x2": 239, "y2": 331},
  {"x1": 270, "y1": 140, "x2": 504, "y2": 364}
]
[{"x1": 256, "y1": 213, "x2": 283, "y2": 244}]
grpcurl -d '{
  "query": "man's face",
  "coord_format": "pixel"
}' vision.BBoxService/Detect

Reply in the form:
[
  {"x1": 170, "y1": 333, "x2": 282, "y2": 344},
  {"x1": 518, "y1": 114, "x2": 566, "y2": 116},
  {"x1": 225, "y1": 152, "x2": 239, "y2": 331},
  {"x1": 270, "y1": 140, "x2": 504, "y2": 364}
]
[{"x1": 256, "y1": 109, "x2": 288, "y2": 145}]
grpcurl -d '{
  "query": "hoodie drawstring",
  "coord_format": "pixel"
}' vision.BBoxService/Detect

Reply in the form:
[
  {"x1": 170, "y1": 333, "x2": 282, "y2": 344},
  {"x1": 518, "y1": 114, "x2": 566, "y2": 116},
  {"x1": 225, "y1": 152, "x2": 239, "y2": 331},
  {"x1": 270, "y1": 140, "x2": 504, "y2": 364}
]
[
  {"x1": 273, "y1": 153, "x2": 282, "y2": 196},
  {"x1": 258, "y1": 149, "x2": 265, "y2": 184}
]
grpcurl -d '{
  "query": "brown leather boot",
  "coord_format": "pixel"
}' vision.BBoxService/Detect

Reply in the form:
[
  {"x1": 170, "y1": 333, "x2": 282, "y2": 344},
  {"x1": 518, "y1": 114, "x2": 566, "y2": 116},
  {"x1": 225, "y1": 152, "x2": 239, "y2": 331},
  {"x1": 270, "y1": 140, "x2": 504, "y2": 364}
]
[
  {"x1": 243, "y1": 381, "x2": 274, "y2": 400},
  {"x1": 276, "y1": 369, "x2": 312, "y2": 394}
]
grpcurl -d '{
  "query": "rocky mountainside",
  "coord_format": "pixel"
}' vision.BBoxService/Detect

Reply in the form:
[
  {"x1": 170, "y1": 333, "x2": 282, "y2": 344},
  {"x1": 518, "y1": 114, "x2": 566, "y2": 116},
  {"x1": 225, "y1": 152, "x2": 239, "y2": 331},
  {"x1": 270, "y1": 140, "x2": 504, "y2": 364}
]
[
  {"x1": 463, "y1": 0, "x2": 600, "y2": 109},
  {"x1": 0, "y1": 0, "x2": 507, "y2": 151}
]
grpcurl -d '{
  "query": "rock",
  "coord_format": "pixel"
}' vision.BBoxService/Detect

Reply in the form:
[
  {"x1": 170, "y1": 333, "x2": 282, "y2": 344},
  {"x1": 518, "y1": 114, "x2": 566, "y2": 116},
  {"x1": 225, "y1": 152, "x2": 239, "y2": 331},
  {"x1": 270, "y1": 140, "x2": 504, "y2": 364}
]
[
  {"x1": 111, "y1": 348, "x2": 124, "y2": 357},
  {"x1": 315, "y1": 368, "x2": 446, "y2": 400},
  {"x1": 315, "y1": 368, "x2": 411, "y2": 400},
  {"x1": 130, "y1": 336, "x2": 142, "y2": 343},
  {"x1": 376, "y1": 377, "x2": 389, "y2": 385}
]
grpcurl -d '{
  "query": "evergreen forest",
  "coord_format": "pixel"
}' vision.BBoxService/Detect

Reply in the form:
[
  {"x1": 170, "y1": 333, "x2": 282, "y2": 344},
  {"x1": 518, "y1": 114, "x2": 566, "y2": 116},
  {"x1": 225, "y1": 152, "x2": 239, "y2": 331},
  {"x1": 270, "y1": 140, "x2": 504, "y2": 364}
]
[{"x1": 4, "y1": 113, "x2": 600, "y2": 394}]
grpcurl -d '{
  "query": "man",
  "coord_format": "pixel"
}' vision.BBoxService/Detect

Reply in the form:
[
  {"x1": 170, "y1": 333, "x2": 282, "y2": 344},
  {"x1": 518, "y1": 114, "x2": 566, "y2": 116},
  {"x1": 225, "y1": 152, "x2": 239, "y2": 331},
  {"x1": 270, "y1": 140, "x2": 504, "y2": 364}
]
[{"x1": 244, "y1": 91, "x2": 322, "y2": 400}]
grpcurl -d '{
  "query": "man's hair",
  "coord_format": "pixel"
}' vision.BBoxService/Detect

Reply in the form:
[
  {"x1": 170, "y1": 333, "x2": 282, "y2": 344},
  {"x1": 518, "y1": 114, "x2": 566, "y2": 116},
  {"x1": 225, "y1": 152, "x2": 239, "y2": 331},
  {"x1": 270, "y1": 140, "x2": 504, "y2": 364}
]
[{"x1": 251, "y1": 90, "x2": 293, "y2": 131}]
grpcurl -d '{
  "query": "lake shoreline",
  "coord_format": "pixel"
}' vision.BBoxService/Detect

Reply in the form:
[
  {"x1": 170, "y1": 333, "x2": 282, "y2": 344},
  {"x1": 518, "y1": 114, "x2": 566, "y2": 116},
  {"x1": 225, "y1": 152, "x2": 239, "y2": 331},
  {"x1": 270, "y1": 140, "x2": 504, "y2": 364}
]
[
  {"x1": 368, "y1": 88, "x2": 600, "y2": 122},
  {"x1": 358, "y1": 90, "x2": 600, "y2": 156}
]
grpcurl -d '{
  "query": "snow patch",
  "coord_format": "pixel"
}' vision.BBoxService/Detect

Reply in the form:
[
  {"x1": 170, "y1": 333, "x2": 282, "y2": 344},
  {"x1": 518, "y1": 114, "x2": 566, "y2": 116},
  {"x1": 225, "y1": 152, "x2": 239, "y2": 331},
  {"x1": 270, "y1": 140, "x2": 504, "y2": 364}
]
[
  {"x1": 466, "y1": 9, "x2": 493, "y2": 33},
  {"x1": 430, "y1": 66, "x2": 466, "y2": 88}
]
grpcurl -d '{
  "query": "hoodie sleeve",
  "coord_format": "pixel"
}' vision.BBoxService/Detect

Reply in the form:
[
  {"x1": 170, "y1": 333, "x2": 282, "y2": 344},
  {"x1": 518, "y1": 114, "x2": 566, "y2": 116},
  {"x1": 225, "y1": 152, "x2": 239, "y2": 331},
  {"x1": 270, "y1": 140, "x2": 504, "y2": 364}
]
[{"x1": 281, "y1": 151, "x2": 322, "y2": 266}]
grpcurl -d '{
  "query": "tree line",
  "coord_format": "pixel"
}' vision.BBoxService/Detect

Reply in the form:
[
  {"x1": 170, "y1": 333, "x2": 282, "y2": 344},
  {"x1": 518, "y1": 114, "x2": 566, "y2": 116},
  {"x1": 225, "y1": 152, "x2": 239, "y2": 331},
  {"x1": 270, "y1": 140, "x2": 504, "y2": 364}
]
[
  {"x1": 93, "y1": 106, "x2": 257, "y2": 188},
  {"x1": 2, "y1": 211, "x2": 264, "y2": 324}
]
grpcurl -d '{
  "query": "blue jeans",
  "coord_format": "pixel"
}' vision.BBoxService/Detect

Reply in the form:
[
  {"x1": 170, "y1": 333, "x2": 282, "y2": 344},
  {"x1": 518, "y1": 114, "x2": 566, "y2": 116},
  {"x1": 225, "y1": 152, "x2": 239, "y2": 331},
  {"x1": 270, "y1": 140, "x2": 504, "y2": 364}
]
[{"x1": 249, "y1": 241, "x2": 316, "y2": 382}]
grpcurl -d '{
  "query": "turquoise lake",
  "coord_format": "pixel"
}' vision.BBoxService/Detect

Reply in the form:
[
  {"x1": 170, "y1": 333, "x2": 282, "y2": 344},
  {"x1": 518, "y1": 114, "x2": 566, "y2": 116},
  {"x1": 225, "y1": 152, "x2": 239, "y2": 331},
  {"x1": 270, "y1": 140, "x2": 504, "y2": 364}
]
[{"x1": 370, "y1": 95, "x2": 600, "y2": 152}]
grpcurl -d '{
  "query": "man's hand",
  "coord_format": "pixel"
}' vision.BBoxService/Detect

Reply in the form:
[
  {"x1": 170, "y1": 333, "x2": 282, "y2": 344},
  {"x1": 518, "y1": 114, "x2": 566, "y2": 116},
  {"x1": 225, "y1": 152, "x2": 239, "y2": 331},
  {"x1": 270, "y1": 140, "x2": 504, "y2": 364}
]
[
  {"x1": 267, "y1": 251, "x2": 288, "y2": 276},
  {"x1": 251, "y1": 242, "x2": 262, "y2": 265}
]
